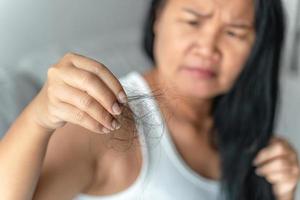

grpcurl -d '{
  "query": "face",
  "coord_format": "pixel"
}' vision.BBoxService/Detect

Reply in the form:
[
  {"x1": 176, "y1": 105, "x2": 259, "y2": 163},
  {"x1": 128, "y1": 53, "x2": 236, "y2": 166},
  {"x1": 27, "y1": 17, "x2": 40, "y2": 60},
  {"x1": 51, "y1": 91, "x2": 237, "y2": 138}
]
[{"x1": 153, "y1": 0, "x2": 256, "y2": 99}]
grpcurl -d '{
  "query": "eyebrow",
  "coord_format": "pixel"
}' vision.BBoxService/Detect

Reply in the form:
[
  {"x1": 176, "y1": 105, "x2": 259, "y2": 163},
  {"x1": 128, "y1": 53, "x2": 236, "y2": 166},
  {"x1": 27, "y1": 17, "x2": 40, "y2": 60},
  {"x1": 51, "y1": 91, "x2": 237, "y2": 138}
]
[
  {"x1": 227, "y1": 23, "x2": 253, "y2": 30},
  {"x1": 182, "y1": 7, "x2": 253, "y2": 29},
  {"x1": 182, "y1": 7, "x2": 213, "y2": 18}
]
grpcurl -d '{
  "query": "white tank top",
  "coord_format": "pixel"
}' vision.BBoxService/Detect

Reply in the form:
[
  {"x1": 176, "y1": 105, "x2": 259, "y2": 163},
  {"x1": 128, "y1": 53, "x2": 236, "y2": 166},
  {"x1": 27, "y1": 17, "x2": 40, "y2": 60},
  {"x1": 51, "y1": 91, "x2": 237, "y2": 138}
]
[{"x1": 74, "y1": 71, "x2": 221, "y2": 200}]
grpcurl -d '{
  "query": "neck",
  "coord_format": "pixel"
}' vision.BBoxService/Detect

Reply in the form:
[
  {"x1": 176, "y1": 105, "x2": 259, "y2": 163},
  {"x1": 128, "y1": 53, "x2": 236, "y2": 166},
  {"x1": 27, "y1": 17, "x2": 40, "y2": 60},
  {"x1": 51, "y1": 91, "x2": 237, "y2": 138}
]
[{"x1": 143, "y1": 68, "x2": 214, "y2": 133}]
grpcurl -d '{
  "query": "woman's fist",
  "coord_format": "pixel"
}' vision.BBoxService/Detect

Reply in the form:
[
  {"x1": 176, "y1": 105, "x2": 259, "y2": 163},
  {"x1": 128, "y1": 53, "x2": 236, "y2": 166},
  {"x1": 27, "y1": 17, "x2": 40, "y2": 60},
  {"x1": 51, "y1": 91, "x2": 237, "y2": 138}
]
[
  {"x1": 30, "y1": 52, "x2": 127, "y2": 134},
  {"x1": 253, "y1": 137, "x2": 300, "y2": 200}
]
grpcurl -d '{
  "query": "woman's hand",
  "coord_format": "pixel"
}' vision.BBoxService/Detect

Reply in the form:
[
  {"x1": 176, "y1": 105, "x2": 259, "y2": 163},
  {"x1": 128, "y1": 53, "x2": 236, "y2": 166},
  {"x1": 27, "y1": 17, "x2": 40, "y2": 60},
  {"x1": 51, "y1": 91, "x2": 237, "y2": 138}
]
[
  {"x1": 30, "y1": 52, "x2": 128, "y2": 134},
  {"x1": 253, "y1": 137, "x2": 300, "y2": 200}
]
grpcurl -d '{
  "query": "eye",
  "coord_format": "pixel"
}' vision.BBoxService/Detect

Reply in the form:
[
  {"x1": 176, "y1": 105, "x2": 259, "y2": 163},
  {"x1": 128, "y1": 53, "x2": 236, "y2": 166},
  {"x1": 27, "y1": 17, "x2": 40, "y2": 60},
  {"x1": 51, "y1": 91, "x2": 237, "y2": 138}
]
[
  {"x1": 187, "y1": 20, "x2": 199, "y2": 26},
  {"x1": 178, "y1": 18, "x2": 202, "y2": 28},
  {"x1": 226, "y1": 31, "x2": 238, "y2": 37},
  {"x1": 226, "y1": 30, "x2": 246, "y2": 40},
  {"x1": 183, "y1": 19, "x2": 202, "y2": 28}
]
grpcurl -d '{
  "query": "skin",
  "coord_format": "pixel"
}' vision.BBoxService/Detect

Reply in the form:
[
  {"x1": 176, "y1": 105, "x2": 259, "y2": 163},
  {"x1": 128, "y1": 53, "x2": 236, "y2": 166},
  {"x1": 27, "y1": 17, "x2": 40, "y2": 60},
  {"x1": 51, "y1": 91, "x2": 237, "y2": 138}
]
[{"x1": 0, "y1": 0, "x2": 298, "y2": 199}]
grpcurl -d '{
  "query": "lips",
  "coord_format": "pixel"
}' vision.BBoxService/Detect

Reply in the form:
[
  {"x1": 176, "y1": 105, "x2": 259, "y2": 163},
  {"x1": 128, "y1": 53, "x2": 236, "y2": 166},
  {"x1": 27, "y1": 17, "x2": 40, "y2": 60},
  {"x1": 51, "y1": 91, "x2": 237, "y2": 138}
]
[{"x1": 181, "y1": 66, "x2": 217, "y2": 79}]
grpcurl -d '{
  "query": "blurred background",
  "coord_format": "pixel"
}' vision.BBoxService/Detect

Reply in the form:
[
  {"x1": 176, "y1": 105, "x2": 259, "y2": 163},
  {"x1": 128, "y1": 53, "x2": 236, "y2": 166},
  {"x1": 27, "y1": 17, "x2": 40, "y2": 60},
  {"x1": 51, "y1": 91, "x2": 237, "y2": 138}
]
[{"x1": 0, "y1": 0, "x2": 299, "y2": 197}]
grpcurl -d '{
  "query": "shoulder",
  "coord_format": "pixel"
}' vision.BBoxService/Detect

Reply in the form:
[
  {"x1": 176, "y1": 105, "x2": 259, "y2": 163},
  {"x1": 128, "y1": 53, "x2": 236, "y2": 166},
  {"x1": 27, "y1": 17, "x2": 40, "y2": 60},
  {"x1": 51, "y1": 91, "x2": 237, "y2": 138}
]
[
  {"x1": 33, "y1": 123, "x2": 103, "y2": 198},
  {"x1": 34, "y1": 107, "x2": 139, "y2": 198}
]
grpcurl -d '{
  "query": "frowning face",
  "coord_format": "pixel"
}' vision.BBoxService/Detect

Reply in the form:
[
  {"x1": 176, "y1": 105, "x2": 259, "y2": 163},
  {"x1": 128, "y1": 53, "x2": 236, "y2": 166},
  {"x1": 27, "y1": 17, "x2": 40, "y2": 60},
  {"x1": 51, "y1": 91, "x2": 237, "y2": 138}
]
[{"x1": 153, "y1": 0, "x2": 256, "y2": 99}]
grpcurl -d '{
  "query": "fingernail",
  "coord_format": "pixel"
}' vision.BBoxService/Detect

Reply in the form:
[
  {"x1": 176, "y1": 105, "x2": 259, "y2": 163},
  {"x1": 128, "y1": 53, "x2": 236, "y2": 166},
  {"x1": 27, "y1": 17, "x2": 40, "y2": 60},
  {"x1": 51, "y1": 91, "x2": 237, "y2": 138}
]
[
  {"x1": 102, "y1": 127, "x2": 111, "y2": 134},
  {"x1": 111, "y1": 119, "x2": 121, "y2": 130},
  {"x1": 118, "y1": 91, "x2": 128, "y2": 104},
  {"x1": 112, "y1": 102, "x2": 122, "y2": 115}
]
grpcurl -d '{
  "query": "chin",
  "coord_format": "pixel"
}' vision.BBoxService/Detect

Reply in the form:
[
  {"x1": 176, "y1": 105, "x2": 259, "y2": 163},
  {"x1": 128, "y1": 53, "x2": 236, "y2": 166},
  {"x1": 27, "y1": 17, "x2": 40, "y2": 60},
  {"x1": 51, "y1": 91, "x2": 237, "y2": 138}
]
[
  {"x1": 178, "y1": 84, "x2": 220, "y2": 100},
  {"x1": 174, "y1": 71, "x2": 222, "y2": 97}
]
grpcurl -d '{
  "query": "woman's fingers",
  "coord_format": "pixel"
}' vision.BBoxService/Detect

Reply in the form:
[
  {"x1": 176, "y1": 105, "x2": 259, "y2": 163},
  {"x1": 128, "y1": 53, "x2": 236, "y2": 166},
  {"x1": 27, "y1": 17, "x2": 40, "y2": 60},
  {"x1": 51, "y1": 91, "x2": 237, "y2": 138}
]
[
  {"x1": 255, "y1": 157, "x2": 294, "y2": 176},
  {"x1": 34, "y1": 52, "x2": 128, "y2": 132},
  {"x1": 54, "y1": 65, "x2": 123, "y2": 116},
  {"x1": 52, "y1": 83, "x2": 119, "y2": 131},
  {"x1": 65, "y1": 53, "x2": 128, "y2": 104},
  {"x1": 253, "y1": 137, "x2": 300, "y2": 200},
  {"x1": 263, "y1": 169, "x2": 299, "y2": 183},
  {"x1": 51, "y1": 101, "x2": 111, "y2": 134},
  {"x1": 267, "y1": 170, "x2": 299, "y2": 199},
  {"x1": 253, "y1": 139, "x2": 294, "y2": 166}
]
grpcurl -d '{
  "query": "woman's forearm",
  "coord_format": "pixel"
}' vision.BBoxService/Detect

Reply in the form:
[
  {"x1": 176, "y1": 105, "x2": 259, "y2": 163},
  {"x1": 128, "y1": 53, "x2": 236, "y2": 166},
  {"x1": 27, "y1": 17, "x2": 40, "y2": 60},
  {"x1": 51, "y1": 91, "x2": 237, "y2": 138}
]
[{"x1": 0, "y1": 103, "x2": 53, "y2": 200}]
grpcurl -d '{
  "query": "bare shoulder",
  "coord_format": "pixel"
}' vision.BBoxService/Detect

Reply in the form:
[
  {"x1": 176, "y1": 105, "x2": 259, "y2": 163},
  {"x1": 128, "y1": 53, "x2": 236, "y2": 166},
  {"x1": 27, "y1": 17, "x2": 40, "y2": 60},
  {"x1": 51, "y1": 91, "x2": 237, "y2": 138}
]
[
  {"x1": 33, "y1": 122, "x2": 106, "y2": 199},
  {"x1": 82, "y1": 110, "x2": 143, "y2": 196},
  {"x1": 33, "y1": 108, "x2": 139, "y2": 199}
]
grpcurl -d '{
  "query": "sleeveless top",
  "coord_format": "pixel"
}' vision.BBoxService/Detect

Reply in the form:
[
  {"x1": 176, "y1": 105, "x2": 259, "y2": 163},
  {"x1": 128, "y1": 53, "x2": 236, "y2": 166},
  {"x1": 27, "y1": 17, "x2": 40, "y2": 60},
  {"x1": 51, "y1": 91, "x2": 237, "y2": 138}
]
[{"x1": 73, "y1": 71, "x2": 221, "y2": 200}]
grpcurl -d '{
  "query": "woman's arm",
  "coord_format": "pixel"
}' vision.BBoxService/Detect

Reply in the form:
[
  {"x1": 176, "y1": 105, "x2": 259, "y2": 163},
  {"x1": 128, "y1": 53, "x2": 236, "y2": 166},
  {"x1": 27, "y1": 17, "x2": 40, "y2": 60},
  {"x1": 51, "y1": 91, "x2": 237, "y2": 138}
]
[
  {"x1": 0, "y1": 103, "x2": 102, "y2": 200},
  {"x1": 0, "y1": 101, "x2": 53, "y2": 200},
  {"x1": 32, "y1": 123, "x2": 98, "y2": 200},
  {"x1": 0, "y1": 52, "x2": 127, "y2": 199}
]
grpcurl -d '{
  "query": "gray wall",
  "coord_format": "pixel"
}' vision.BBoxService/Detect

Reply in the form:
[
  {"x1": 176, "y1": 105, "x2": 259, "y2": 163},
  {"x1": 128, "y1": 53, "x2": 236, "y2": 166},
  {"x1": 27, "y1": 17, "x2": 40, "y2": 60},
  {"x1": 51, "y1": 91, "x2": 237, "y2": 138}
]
[
  {"x1": 0, "y1": 0, "x2": 299, "y2": 72},
  {"x1": 0, "y1": 0, "x2": 149, "y2": 68}
]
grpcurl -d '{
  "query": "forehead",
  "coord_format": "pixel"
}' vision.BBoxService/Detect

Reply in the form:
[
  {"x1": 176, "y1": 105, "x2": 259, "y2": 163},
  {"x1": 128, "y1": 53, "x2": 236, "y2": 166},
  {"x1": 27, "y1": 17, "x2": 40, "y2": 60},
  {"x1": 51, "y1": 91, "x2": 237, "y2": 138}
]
[{"x1": 165, "y1": 0, "x2": 255, "y2": 21}]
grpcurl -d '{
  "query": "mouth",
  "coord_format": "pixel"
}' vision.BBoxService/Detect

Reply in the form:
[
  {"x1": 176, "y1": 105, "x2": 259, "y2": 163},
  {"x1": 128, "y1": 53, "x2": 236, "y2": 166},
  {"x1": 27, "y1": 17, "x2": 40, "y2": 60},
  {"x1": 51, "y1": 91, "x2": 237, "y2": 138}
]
[{"x1": 180, "y1": 66, "x2": 217, "y2": 79}]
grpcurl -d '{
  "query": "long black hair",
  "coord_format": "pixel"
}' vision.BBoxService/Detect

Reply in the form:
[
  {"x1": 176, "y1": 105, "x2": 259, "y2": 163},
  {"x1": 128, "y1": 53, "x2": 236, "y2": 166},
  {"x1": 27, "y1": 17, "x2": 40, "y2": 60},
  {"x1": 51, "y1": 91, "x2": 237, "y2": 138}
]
[{"x1": 142, "y1": 0, "x2": 286, "y2": 199}]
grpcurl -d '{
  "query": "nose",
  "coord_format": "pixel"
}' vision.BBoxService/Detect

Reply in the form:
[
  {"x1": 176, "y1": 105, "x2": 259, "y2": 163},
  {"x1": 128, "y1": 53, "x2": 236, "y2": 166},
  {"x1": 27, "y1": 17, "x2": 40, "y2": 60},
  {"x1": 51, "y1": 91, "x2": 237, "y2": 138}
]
[{"x1": 193, "y1": 27, "x2": 220, "y2": 60}]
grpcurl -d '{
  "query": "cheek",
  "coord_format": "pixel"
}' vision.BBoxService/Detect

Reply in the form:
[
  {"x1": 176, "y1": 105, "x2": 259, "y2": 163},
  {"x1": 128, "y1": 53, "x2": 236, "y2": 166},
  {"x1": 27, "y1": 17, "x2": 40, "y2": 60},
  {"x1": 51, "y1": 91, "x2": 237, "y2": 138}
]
[
  {"x1": 154, "y1": 24, "x2": 191, "y2": 73},
  {"x1": 219, "y1": 42, "x2": 253, "y2": 91}
]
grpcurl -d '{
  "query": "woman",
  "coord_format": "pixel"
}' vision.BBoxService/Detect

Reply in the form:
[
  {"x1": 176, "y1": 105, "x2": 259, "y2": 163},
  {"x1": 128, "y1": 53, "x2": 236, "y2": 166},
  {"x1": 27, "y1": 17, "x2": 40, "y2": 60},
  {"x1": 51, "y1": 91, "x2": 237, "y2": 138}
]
[{"x1": 0, "y1": 0, "x2": 299, "y2": 199}]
